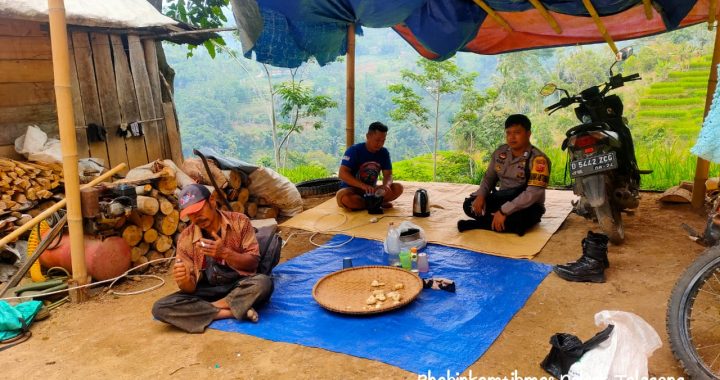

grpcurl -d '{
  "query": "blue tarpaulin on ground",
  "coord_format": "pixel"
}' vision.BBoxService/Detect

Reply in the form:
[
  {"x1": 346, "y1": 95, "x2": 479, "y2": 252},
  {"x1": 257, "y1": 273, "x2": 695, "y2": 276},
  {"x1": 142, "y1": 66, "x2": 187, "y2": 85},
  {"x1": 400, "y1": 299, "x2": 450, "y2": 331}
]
[
  {"x1": 210, "y1": 235, "x2": 551, "y2": 374},
  {"x1": 233, "y1": 0, "x2": 708, "y2": 67}
]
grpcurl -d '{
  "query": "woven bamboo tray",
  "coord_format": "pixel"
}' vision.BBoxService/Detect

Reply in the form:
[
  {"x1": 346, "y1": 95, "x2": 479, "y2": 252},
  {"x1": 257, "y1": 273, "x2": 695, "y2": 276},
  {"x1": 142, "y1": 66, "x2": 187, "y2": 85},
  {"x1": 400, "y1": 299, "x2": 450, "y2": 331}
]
[{"x1": 312, "y1": 265, "x2": 423, "y2": 315}]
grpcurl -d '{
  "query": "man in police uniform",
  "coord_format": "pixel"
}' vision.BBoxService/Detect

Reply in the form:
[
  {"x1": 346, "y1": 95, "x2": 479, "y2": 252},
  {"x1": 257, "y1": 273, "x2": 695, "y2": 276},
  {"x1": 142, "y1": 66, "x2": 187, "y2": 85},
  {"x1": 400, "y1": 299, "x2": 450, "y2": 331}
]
[{"x1": 458, "y1": 114, "x2": 551, "y2": 236}]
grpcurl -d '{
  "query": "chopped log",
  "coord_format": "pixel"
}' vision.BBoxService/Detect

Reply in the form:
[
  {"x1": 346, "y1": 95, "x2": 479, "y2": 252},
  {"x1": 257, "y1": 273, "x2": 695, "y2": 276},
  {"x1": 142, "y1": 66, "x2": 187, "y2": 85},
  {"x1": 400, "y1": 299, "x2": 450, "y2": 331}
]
[
  {"x1": 229, "y1": 170, "x2": 243, "y2": 189},
  {"x1": 255, "y1": 206, "x2": 278, "y2": 219},
  {"x1": 158, "y1": 196, "x2": 174, "y2": 215},
  {"x1": 226, "y1": 188, "x2": 239, "y2": 202},
  {"x1": 135, "y1": 184, "x2": 152, "y2": 195},
  {"x1": 158, "y1": 175, "x2": 177, "y2": 195},
  {"x1": 122, "y1": 224, "x2": 143, "y2": 246},
  {"x1": 143, "y1": 228, "x2": 158, "y2": 244},
  {"x1": 136, "y1": 195, "x2": 159, "y2": 215},
  {"x1": 132, "y1": 255, "x2": 148, "y2": 269},
  {"x1": 163, "y1": 247, "x2": 176, "y2": 259},
  {"x1": 246, "y1": 202, "x2": 258, "y2": 219},
  {"x1": 147, "y1": 250, "x2": 164, "y2": 265},
  {"x1": 131, "y1": 242, "x2": 150, "y2": 261},
  {"x1": 155, "y1": 209, "x2": 179, "y2": 236},
  {"x1": 237, "y1": 188, "x2": 249, "y2": 205},
  {"x1": 154, "y1": 234, "x2": 172, "y2": 253},
  {"x1": 128, "y1": 210, "x2": 154, "y2": 231},
  {"x1": 181, "y1": 158, "x2": 227, "y2": 188},
  {"x1": 230, "y1": 201, "x2": 245, "y2": 214},
  {"x1": 12, "y1": 193, "x2": 27, "y2": 204}
]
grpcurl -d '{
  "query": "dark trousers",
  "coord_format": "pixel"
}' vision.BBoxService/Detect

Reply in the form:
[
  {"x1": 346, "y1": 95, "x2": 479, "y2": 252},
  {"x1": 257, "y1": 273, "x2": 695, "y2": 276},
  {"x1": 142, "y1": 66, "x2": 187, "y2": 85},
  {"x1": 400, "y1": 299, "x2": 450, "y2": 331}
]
[
  {"x1": 152, "y1": 274, "x2": 273, "y2": 333},
  {"x1": 462, "y1": 192, "x2": 545, "y2": 236}
]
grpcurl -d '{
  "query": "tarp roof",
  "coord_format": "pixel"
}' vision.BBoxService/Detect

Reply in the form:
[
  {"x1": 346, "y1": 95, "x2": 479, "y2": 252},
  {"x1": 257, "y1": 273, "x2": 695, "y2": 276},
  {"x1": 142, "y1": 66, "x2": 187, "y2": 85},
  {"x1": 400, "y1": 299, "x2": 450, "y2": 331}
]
[
  {"x1": 0, "y1": 0, "x2": 178, "y2": 30},
  {"x1": 233, "y1": 0, "x2": 718, "y2": 68}
]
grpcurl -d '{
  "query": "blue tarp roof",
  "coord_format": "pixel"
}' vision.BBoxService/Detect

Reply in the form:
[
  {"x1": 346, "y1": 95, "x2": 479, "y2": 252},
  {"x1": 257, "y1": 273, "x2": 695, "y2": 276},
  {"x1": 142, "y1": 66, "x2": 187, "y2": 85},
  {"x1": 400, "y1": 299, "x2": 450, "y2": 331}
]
[{"x1": 231, "y1": 0, "x2": 713, "y2": 68}]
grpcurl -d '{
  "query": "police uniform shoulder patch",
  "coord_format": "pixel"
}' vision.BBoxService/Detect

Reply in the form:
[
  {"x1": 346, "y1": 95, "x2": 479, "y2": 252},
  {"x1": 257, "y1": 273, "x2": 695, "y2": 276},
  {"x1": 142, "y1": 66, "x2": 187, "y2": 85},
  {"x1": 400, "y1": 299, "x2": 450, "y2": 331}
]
[{"x1": 527, "y1": 155, "x2": 550, "y2": 188}]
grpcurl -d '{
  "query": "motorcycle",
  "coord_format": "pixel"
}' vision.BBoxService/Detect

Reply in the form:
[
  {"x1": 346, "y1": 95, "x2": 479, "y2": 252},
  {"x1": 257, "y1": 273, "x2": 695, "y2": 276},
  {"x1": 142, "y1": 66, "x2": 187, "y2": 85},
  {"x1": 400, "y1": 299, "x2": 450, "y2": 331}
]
[
  {"x1": 540, "y1": 47, "x2": 650, "y2": 244},
  {"x1": 667, "y1": 193, "x2": 720, "y2": 378}
]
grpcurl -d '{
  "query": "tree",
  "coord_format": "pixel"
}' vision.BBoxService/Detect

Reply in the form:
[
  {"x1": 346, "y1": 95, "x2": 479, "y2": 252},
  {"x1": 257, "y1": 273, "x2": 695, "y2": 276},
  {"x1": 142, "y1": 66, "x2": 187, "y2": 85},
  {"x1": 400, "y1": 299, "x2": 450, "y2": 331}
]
[
  {"x1": 164, "y1": 0, "x2": 230, "y2": 58},
  {"x1": 388, "y1": 58, "x2": 480, "y2": 181},
  {"x1": 274, "y1": 71, "x2": 338, "y2": 168}
]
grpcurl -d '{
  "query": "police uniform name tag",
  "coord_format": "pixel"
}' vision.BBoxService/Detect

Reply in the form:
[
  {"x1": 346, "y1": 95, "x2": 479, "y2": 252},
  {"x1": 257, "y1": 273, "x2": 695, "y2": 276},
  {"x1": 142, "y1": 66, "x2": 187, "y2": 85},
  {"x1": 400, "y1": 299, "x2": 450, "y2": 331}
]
[{"x1": 569, "y1": 151, "x2": 618, "y2": 178}]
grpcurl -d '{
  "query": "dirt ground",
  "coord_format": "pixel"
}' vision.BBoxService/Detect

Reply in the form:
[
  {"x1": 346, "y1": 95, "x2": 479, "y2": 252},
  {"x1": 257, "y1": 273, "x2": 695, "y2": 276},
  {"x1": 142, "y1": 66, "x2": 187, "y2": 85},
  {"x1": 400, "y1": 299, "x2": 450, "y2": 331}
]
[{"x1": 2, "y1": 192, "x2": 709, "y2": 379}]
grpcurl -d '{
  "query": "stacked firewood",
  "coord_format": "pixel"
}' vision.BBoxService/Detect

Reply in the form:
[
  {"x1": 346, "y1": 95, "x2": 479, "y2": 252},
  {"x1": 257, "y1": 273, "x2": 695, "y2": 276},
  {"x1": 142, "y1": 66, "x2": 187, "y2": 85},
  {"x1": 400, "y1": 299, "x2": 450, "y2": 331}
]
[
  {"x1": 0, "y1": 158, "x2": 63, "y2": 212},
  {"x1": 114, "y1": 160, "x2": 185, "y2": 268},
  {"x1": 182, "y1": 158, "x2": 280, "y2": 220}
]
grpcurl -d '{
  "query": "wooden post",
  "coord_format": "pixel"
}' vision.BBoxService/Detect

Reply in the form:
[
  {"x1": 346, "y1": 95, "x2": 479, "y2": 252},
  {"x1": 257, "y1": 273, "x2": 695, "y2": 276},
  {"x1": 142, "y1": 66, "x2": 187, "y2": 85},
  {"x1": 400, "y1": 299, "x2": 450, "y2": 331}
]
[
  {"x1": 345, "y1": 23, "x2": 355, "y2": 148},
  {"x1": 692, "y1": 24, "x2": 720, "y2": 209},
  {"x1": 48, "y1": 0, "x2": 89, "y2": 299}
]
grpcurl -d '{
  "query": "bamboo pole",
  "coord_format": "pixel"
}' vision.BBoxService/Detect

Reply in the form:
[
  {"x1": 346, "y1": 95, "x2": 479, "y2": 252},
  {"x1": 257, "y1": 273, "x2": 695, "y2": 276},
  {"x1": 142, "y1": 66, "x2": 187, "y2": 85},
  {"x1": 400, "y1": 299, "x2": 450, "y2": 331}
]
[
  {"x1": 345, "y1": 23, "x2": 355, "y2": 148},
  {"x1": 581, "y1": 0, "x2": 618, "y2": 54},
  {"x1": 0, "y1": 163, "x2": 127, "y2": 249},
  {"x1": 472, "y1": 0, "x2": 513, "y2": 32},
  {"x1": 710, "y1": 0, "x2": 718, "y2": 31},
  {"x1": 691, "y1": 24, "x2": 720, "y2": 209},
  {"x1": 528, "y1": 0, "x2": 562, "y2": 34},
  {"x1": 641, "y1": 0, "x2": 653, "y2": 20},
  {"x1": 48, "y1": 0, "x2": 90, "y2": 290}
]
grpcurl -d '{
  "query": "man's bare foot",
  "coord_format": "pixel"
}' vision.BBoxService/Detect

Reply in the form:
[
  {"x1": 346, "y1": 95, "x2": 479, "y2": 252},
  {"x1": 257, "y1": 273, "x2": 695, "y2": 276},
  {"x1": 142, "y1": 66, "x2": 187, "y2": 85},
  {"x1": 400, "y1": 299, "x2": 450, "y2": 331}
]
[
  {"x1": 245, "y1": 308, "x2": 259, "y2": 323},
  {"x1": 212, "y1": 299, "x2": 230, "y2": 309},
  {"x1": 382, "y1": 202, "x2": 393, "y2": 209}
]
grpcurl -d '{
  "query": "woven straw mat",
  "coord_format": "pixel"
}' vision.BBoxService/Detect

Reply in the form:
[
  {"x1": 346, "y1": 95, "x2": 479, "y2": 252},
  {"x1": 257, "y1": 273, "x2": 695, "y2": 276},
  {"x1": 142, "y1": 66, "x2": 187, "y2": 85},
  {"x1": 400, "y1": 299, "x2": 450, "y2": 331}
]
[{"x1": 312, "y1": 265, "x2": 423, "y2": 315}]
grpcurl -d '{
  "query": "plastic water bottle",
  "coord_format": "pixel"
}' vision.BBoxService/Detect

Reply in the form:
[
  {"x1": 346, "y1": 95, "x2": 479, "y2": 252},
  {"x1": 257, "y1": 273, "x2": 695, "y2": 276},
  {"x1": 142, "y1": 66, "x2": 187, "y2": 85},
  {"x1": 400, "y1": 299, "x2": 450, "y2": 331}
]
[{"x1": 385, "y1": 222, "x2": 401, "y2": 266}]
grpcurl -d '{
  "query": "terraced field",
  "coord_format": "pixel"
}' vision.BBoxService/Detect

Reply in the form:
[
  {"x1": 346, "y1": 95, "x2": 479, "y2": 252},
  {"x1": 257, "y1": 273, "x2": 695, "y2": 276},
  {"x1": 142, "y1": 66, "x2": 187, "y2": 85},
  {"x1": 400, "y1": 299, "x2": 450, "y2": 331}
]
[{"x1": 634, "y1": 55, "x2": 711, "y2": 141}]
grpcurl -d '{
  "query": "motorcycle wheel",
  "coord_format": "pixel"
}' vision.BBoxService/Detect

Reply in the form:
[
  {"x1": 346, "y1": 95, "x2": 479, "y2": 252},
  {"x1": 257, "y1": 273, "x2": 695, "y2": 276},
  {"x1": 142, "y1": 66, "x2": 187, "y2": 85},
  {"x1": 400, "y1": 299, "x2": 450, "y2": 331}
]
[
  {"x1": 667, "y1": 245, "x2": 720, "y2": 379},
  {"x1": 594, "y1": 201, "x2": 624, "y2": 244}
]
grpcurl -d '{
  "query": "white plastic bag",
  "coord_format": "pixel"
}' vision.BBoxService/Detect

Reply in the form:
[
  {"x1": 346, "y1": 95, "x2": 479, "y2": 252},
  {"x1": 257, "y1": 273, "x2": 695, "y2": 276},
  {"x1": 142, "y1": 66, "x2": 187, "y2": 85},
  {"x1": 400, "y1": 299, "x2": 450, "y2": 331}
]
[
  {"x1": 248, "y1": 167, "x2": 303, "y2": 217},
  {"x1": 14, "y1": 125, "x2": 62, "y2": 163},
  {"x1": 568, "y1": 311, "x2": 662, "y2": 380},
  {"x1": 383, "y1": 221, "x2": 426, "y2": 253}
]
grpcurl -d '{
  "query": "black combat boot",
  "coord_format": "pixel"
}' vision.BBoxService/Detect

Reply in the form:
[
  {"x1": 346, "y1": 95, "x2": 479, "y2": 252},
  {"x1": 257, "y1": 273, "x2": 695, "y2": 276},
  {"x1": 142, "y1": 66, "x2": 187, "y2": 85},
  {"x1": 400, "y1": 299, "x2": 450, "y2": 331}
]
[{"x1": 553, "y1": 231, "x2": 609, "y2": 283}]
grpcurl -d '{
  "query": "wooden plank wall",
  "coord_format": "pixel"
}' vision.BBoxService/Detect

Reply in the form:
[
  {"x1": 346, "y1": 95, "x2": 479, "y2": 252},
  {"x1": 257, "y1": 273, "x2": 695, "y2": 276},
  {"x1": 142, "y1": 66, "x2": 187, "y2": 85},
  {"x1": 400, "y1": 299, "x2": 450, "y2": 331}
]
[
  {"x1": 0, "y1": 18, "x2": 177, "y2": 172},
  {"x1": 0, "y1": 18, "x2": 57, "y2": 151}
]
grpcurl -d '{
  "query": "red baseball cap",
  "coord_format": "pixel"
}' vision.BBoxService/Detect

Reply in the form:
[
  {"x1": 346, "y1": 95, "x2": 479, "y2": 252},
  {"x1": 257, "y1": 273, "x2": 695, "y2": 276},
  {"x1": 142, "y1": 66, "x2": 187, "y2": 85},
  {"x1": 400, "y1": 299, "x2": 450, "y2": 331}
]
[{"x1": 178, "y1": 184, "x2": 211, "y2": 219}]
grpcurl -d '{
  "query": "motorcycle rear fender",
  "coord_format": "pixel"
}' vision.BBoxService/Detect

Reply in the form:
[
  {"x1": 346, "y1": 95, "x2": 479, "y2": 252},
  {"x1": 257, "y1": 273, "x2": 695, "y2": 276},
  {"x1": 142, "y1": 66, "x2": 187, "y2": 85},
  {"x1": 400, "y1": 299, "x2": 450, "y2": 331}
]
[
  {"x1": 564, "y1": 130, "x2": 620, "y2": 151},
  {"x1": 580, "y1": 175, "x2": 607, "y2": 207}
]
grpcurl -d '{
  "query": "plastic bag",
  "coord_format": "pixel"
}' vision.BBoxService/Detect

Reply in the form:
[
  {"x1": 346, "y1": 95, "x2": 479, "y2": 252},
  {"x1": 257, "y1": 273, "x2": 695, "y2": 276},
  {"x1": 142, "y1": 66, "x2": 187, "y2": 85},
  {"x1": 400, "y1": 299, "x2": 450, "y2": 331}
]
[
  {"x1": 14, "y1": 125, "x2": 62, "y2": 163},
  {"x1": 568, "y1": 310, "x2": 662, "y2": 380},
  {"x1": 383, "y1": 221, "x2": 426, "y2": 253}
]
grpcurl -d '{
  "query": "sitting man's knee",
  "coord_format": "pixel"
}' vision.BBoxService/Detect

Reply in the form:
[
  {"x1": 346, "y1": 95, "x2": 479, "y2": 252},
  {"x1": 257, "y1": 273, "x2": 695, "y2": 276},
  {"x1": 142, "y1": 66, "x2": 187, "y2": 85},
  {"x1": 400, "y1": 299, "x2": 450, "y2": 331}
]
[
  {"x1": 252, "y1": 274, "x2": 274, "y2": 295},
  {"x1": 151, "y1": 300, "x2": 167, "y2": 320},
  {"x1": 391, "y1": 182, "x2": 403, "y2": 195}
]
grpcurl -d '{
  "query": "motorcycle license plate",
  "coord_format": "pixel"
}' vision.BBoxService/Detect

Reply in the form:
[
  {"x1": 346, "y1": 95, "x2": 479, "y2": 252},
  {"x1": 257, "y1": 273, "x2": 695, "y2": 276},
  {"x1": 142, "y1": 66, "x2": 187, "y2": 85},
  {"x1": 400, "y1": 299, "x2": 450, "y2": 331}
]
[{"x1": 569, "y1": 151, "x2": 618, "y2": 178}]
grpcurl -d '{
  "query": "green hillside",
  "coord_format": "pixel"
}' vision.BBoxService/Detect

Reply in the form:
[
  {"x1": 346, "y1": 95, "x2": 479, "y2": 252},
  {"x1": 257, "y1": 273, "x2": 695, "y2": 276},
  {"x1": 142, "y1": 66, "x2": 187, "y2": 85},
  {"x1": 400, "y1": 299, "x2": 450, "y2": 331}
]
[{"x1": 634, "y1": 55, "x2": 711, "y2": 142}]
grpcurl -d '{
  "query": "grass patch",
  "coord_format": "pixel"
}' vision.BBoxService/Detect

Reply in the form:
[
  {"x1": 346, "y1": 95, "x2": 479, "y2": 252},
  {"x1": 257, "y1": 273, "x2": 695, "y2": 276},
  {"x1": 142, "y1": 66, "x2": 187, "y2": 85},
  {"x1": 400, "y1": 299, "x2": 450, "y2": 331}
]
[
  {"x1": 647, "y1": 87, "x2": 688, "y2": 95},
  {"x1": 637, "y1": 110, "x2": 689, "y2": 118},
  {"x1": 393, "y1": 151, "x2": 478, "y2": 184},
  {"x1": 669, "y1": 71, "x2": 711, "y2": 79},
  {"x1": 279, "y1": 165, "x2": 330, "y2": 183},
  {"x1": 639, "y1": 97, "x2": 705, "y2": 107}
]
